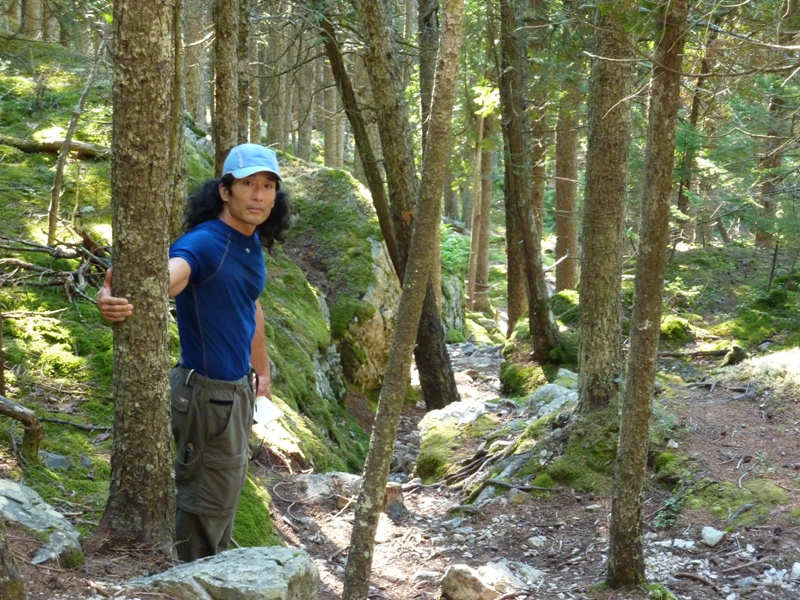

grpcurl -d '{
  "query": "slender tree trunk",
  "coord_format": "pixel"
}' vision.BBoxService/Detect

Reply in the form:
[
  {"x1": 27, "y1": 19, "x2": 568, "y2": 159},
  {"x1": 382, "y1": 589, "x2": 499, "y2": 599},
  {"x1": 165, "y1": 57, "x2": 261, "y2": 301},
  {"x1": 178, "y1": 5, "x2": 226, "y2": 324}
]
[
  {"x1": 97, "y1": 0, "x2": 175, "y2": 555},
  {"x1": 213, "y1": 0, "x2": 238, "y2": 175},
  {"x1": 248, "y1": 39, "x2": 261, "y2": 143},
  {"x1": 608, "y1": 0, "x2": 689, "y2": 588},
  {"x1": 474, "y1": 115, "x2": 494, "y2": 312},
  {"x1": 169, "y1": 0, "x2": 187, "y2": 242},
  {"x1": 554, "y1": 77, "x2": 580, "y2": 291},
  {"x1": 355, "y1": 0, "x2": 460, "y2": 410},
  {"x1": 48, "y1": 30, "x2": 108, "y2": 245},
  {"x1": 576, "y1": 3, "x2": 635, "y2": 413},
  {"x1": 498, "y1": 0, "x2": 559, "y2": 363},
  {"x1": 295, "y1": 33, "x2": 315, "y2": 161},
  {"x1": 184, "y1": 0, "x2": 206, "y2": 127},
  {"x1": 20, "y1": 0, "x2": 40, "y2": 38},
  {"x1": 236, "y1": 0, "x2": 251, "y2": 144},
  {"x1": 466, "y1": 113, "x2": 485, "y2": 309},
  {"x1": 505, "y1": 134, "x2": 527, "y2": 335},
  {"x1": 342, "y1": 2, "x2": 464, "y2": 596}
]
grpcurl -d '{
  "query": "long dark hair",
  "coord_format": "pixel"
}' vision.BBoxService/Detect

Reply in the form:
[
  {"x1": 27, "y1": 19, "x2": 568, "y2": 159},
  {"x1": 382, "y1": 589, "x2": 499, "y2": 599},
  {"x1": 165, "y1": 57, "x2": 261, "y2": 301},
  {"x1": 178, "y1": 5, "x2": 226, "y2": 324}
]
[{"x1": 183, "y1": 174, "x2": 292, "y2": 251}]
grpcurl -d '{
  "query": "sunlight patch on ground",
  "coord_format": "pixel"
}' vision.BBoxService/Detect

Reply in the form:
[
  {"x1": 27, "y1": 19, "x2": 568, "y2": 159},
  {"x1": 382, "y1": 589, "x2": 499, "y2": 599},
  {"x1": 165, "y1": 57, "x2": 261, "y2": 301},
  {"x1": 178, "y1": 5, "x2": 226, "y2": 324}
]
[{"x1": 731, "y1": 348, "x2": 800, "y2": 396}]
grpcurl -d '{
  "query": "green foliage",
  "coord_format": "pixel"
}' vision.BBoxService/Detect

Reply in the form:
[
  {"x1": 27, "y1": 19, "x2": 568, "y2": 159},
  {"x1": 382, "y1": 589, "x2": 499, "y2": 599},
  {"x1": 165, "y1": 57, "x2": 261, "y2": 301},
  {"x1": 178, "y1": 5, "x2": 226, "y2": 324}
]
[
  {"x1": 550, "y1": 290, "x2": 579, "y2": 325},
  {"x1": 685, "y1": 479, "x2": 787, "y2": 525},
  {"x1": 652, "y1": 493, "x2": 683, "y2": 530},
  {"x1": 441, "y1": 224, "x2": 470, "y2": 276}
]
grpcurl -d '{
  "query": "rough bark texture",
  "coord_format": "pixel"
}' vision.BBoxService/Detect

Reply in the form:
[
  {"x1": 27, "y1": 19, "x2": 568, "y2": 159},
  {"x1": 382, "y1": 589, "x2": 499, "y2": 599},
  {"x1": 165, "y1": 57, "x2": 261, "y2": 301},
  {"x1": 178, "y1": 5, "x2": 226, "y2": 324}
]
[
  {"x1": 498, "y1": 0, "x2": 559, "y2": 363},
  {"x1": 341, "y1": 3, "x2": 464, "y2": 596},
  {"x1": 0, "y1": 394, "x2": 43, "y2": 461},
  {"x1": 169, "y1": 0, "x2": 187, "y2": 242},
  {"x1": 98, "y1": 0, "x2": 175, "y2": 555},
  {"x1": 0, "y1": 520, "x2": 24, "y2": 600},
  {"x1": 417, "y1": 0, "x2": 439, "y2": 149},
  {"x1": 466, "y1": 114, "x2": 484, "y2": 310},
  {"x1": 608, "y1": 0, "x2": 689, "y2": 588},
  {"x1": 554, "y1": 78, "x2": 580, "y2": 292},
  {"x1": 184, "y1": 0, "x2": 206, "y2": 126},
  {"x1": 20, "y1": 0, "x2": 40, "y2": 38},
  {"x1": 213, "y1": 0, "x2": 238, "y2": 175},
  {"x1": 576, "y1": 3, "x2": 635, "y2": 413},
  {"x1": 504, "y1": 146, "x2": 526, "y2": 335},
  {"x1": 356, "y1": 0, "x2": 460, "y2": 411}
]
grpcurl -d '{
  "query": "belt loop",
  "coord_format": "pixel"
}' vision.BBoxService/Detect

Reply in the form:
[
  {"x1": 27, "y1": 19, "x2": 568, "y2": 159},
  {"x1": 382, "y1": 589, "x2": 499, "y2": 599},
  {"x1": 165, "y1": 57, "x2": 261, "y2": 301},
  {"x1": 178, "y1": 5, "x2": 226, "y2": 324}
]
[{"x1": 184, "y1": 368, "x2": 195, "y2": 386}]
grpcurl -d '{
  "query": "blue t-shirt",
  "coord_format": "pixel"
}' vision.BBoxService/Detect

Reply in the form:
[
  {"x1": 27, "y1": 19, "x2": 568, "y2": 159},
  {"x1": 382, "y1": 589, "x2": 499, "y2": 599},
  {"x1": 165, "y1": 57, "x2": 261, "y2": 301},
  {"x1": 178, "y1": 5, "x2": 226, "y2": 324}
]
[{"x1": 169, "y1": 219, "x2": 266, "y2": 381}]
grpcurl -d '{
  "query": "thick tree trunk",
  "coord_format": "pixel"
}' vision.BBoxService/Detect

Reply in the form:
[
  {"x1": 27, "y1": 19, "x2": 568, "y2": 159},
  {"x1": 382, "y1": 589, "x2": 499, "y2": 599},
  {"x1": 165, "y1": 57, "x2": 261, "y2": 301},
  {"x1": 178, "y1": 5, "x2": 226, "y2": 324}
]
[
  {"x1": 20, "y1": 0, "x2": 40, "y2": 38},
  {"x1": 0, "y1": 520, "x2": 24, "y2": 600},
  {"x1": 295, "y1": 33, "x2": 315, "y2": 161},
  {"x1": 498, "y1": 0, "x2": 559, "y2": 363},
  {"x1": 576, "y1": 4, "x2": 635, "y2": 413},
  {"x1": 213, "y1": 0, "x2": 238, "y2": 175},
  {"x1": 608, "y1": 0, "x2": 689, "y2": 588},
  {"x1": 98, "y1": 0, "x2": 176, "y2": 556},
  {"x1": 554, "y1": 79, "x2": 580, "y2": 292},
  {"x1": 341, "y1": 3, "x2": 464, "y2": 596},
  {"x1": 184, "y1": 0, "x2": 206, "y2": 127},
  {"x1": 504, "y1": 149, "x2": 527, "y2": 335}
]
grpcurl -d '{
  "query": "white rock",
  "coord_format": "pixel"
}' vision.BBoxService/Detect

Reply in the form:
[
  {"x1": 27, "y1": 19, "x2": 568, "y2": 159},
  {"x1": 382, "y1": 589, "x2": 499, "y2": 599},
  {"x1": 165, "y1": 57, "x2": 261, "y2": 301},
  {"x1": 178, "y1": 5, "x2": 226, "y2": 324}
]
[
  {"x1": 789, "y1": 562, "x2": 800, "y2": 582},
  {"x1": 527, "y1": 535, "x2": 546, "y2": 548},
  {"x1": 440, "y1": 564, "x2": 496, "y2": 600},
  {"x1": 701, "y1": 526, "x2": 726, "y2": 547},
  {"x1": 666, "y1": 439, "x2": 680, "y2": 448}
]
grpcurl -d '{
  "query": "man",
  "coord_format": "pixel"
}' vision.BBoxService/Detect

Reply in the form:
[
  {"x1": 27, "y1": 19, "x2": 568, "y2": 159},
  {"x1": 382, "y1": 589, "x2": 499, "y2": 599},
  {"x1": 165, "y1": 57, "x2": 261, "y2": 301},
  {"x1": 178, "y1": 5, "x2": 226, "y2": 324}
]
[{"x1": 98, "y1": 143, "x2": 291, "y2": 561}]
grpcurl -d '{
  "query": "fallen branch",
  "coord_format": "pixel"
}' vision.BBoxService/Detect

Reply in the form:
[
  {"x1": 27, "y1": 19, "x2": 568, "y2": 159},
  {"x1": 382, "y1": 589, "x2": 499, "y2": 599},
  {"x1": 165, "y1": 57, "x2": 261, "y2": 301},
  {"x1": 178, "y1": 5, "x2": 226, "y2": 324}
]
[
  {"x1": 486, "y1": 478, "x2": 552, "y2": 492},
  {"x1": 40, "y1": 417, "x2": 111, "y2": 432},
  {"x1": 0, "y1": 134, "x2": 110, "y2": 159},
  {"x1": 660, "y1": 349, "x2": 728, "y2": 358},
  {"x1": 674, "y1": 571, "x2": 721, "y2": 594},
  {"x1": 0, "y1": 394, "x2": 42, "y2": 462}
]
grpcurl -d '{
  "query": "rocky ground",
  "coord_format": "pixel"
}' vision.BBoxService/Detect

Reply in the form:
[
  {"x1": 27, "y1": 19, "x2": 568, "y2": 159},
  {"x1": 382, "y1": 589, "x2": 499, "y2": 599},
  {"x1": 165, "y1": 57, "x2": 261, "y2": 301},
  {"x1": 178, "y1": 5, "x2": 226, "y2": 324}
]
[{"x1": 14, "y1": 342, "x2": 800, "y2": 600}]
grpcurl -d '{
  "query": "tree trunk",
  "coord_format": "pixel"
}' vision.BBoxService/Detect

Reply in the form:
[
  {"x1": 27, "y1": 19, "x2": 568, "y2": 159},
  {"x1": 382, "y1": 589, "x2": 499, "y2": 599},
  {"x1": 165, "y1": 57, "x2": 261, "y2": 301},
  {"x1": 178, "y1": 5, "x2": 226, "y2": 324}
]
[
  {"x1": 341, "y1": 3, "x2": 464, "y2": 596},
  {"x1": 505, "y1": 147, "x2": 527, "y2": 335},
  {"x1": 0, "y1": 520, "x2": 24, "y2": 600},
  {"x1": 498, "y1": 0, "x2": 559, "y2": 363},
  {"x1": 236, "y1": 0, "x2": 251, "y2": 144},
  {"x1": 418, "y1": 0, "x2": 438, "y2": 150},
  {"x1": 97, "y1": 0, "x2": 175, "y2": 555},
  {"x1": 466, "y1": 113, "x2": 484, "y2": 310},
  {"x1": 20, "y1": 0, "x2": 40, "y2": 38},
  {"x1": 169, "y1": 0, "x2": 187, "y2": 242},
  {"x1": 353, "y1": 0, "x2": 461, "y2": 410},
  {"x1": 48, "y1": 30, "x2": 108, "y2": 246},
  {"x1": 184, "y1": 0, "x2": 206, "y2": 127},
  {"x1": 554, "y1": 76, "x2": 580, "y2": 292},
  {"x1": 608, "y1": 0, "x2": 689, "y2": 588},
  {"x1": 473, "y1": 115, "x2": 494, "y2": 312},
  {"x1": 295, "y1": 32, "x2": 315, "y2": 161},
  {"x1": 576, "y1": 3, "x2": 635, "y2": 413},
  {"x1": 213, "y1": 0, "x2": 238, "y2": 175}
]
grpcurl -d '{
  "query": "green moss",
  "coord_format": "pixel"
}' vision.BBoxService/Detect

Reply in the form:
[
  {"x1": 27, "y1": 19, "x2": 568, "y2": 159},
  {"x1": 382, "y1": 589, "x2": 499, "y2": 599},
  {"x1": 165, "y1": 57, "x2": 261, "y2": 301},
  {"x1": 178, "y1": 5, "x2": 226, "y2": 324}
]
[
  {"x1": 499, "y1": 361, "x2": 548, "y2": 397},
  {"x1": 416, "y1": 414, "x2": 499, "y2": 482},
  {"x1": 541, "y1": 408, "x2": 618, "y2": 493},
  {"x1": 685, "y1": 479, "x2": 787, "y2": 525},
  {"x1": 446, "y1": 328, "x2": 466, "y2": 343},
  {"x1": 233, "y1": 476, "x2": 285, "y2": 548},
  {"x1": 660, "y1": 315, "x2": 695, "y2": 346},
  {"x1": 550, "y1": 290, "x2": 579, "y2": 324},
  {"x1": 644, "y1": 583, "x2": 677, "y2": 600}
]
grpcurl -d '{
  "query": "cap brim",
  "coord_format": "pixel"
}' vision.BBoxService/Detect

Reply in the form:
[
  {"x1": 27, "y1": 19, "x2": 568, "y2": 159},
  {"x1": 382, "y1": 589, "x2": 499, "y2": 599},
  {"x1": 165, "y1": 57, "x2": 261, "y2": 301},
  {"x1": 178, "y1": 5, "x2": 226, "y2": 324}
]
[{"x1": 230, "y1": 166, "x2": 281, "y2": 180}]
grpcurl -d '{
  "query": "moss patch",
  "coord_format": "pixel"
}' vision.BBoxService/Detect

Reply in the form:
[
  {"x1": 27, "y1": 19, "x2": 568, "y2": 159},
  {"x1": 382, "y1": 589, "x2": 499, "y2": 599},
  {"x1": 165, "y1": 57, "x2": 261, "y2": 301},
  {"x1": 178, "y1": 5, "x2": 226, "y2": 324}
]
[
  {"x1": 233, "y1": 475, "x2": 284, "y2": 548},
  {"x1": 416, "y1": 414, "x2": 499, "y2": 482},
  {"x1": 685, "y1": 479, "x2": 788, "y2": 526}
]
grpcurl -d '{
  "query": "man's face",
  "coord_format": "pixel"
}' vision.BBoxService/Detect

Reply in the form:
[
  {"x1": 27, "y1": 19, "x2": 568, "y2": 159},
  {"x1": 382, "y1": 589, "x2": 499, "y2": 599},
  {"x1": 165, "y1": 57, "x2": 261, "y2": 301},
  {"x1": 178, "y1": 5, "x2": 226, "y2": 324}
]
[{"x1": 219, "y1": 172, "x2": 277, "y2": 235}]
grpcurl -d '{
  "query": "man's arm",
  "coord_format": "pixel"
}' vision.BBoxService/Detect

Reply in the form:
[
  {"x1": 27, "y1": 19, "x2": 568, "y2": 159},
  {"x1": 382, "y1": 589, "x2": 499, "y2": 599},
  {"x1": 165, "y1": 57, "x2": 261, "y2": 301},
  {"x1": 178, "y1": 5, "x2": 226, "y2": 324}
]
[
  {"x1": 251, "y1": 299, "x2": 272, "y2": 399},
  {"x1": 97, "y1": 258, "x2": 192, "y2": 322}
]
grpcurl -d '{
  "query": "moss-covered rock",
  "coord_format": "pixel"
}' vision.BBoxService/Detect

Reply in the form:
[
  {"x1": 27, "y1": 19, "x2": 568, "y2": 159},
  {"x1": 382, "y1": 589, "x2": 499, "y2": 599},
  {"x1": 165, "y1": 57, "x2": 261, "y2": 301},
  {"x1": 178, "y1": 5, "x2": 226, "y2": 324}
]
[{"x1": 281, "y1": 166, "x2": 400, "y2": 392}]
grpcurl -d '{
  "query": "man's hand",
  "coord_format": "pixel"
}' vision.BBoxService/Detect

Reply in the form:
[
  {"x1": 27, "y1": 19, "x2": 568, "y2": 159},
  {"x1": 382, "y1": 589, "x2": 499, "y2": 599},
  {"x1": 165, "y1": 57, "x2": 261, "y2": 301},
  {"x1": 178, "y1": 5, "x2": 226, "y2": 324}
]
[{"x1": 97, "y1": 269, "x2": 134, "y2": 323}]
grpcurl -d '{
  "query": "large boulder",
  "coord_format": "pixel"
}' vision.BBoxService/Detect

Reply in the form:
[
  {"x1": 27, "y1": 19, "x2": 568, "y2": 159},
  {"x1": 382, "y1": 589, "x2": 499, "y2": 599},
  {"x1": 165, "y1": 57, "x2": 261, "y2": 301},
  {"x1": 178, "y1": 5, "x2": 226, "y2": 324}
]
[{"x1": 130, "y1": 546, "x2": 319, "y2": 600}]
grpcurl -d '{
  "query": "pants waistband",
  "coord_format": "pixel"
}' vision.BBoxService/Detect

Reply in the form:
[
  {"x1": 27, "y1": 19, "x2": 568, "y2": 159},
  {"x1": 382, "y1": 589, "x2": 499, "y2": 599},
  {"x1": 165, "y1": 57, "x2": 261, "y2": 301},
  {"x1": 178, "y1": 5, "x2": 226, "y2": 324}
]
[{"x1": 174, "y1": 365, "x2": 251, "y2": 392}]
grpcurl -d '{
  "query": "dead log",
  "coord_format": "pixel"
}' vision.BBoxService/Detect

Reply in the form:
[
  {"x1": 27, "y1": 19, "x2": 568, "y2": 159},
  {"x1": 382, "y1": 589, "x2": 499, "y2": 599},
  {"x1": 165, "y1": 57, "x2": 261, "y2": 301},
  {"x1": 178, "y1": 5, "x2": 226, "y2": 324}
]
[
  {"x1": 0, "y1": 135, "x2": 110, "y2": 160},
  {"x1": 0, "y1": 395, "x2": 42, "y2": 462}
]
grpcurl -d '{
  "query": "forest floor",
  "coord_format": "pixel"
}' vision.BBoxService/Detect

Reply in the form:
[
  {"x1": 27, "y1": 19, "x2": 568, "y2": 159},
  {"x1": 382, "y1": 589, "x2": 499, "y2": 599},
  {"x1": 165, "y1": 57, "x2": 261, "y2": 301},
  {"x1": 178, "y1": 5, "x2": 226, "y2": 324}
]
[{"x1": 13, "y1": 345, "x2": 800, "y2": 600}]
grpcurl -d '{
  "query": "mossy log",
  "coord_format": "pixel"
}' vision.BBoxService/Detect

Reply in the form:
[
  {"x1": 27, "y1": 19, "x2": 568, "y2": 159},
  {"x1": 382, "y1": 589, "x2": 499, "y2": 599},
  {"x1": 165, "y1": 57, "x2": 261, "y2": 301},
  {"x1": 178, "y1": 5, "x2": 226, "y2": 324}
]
[
  {"x1": 0, "y1": 395, "x2": 43, "y2": 462},
  {"x1": 0, "y1": 134, "x2": 110, "y2": 159}
]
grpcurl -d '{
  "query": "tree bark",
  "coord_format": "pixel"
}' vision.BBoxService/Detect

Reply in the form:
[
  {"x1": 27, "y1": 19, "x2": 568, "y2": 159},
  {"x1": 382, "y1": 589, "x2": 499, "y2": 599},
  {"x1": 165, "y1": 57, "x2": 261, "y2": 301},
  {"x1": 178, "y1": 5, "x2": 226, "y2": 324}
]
[
  {"x1": 554, "y1": 75, "x2": 580, "y2": 292},
  {"x1": 183, "y1": 0, "x2": 206, "y2": 127},
  {"x1": 97, "y1": 0, "x2": 175, "y2": 555},
  {"x1": 169, "y1": 0, "x2": 187, "y2": 242},
  {"x1": 576, "y1": 3, "x2": 635, "y2": 413},
  {"x1": 608, "y1": 0, "x2": 689, "y2": 588},
  {"x1": 352, "y1": 0, "x2": 460, "y2": 410},
  {"x1": 236, "y1": 0, "x2": 251, "y2": 144},
  {"x1": 341, "y1": 2, "x2": 464, "y2": 596},
  {"x1": 0, "y1": 394, "x2": 43, "y2": 461},
  {"x1": 498, "y1": 0, "x2": 560, "y2": 363},
  {"x1": 20, "y1": 0, "x2": 40, "y2": 38},
  {"x1": 213, "y1": 0, "x2": 238, "y2": 175},
  {"x1": 0, "y1": 520, "x2": 24, "y2": 600},
  {"x1": 466, "y1": 113, "x2": 484, "y2": 310},
  {"x1": 473, "y1": 115, "x2": 494, "y2": 312}
]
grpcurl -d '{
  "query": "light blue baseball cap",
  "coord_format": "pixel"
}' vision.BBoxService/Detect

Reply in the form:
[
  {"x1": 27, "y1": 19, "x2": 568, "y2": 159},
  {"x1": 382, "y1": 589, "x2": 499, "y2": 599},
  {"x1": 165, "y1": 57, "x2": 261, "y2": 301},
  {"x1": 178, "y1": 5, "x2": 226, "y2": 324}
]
[{"x1": 222, "y1": 144, "x2": 281, "y2": 180}]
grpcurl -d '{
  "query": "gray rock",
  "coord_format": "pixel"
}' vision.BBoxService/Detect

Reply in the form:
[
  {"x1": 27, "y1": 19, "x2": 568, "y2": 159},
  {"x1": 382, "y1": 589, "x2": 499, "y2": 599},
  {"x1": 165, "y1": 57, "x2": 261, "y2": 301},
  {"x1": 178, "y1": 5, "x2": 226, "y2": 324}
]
[
  {"x1": 130, "y1": 546, "x2": 319, "y2": 600},
  {"x1": 480, "y1": 559, "x2": 545, "y2": 590},
  {"x1": 524, "y1": 384, "x2": 578, "y2": 418},
  {"x1": 789, "y1": 562, "x2": 800, "y2": 582},
  {"x1": 294, "y1": 472, "x2": 362, "y2": 503},
  {"x1": 440, "y1": 564, "x2": 496, "y2": 600},
  {"x1": 40, "y1": 451, "x2": 71, "y2": 471},
  {"x1": 0, "y1": 479, "x2": 82, "y2": 565},
  {"x1": 701, "y1": 526, "x2": 726, "y2": 547}
]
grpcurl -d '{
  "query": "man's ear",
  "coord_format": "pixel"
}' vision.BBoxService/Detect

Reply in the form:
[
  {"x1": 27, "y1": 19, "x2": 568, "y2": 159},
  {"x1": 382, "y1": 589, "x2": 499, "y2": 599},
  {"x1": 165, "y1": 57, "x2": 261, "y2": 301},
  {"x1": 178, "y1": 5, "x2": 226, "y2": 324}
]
[{"x1": 218, "y1": 183, "x2": 229, "y2": 200}]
